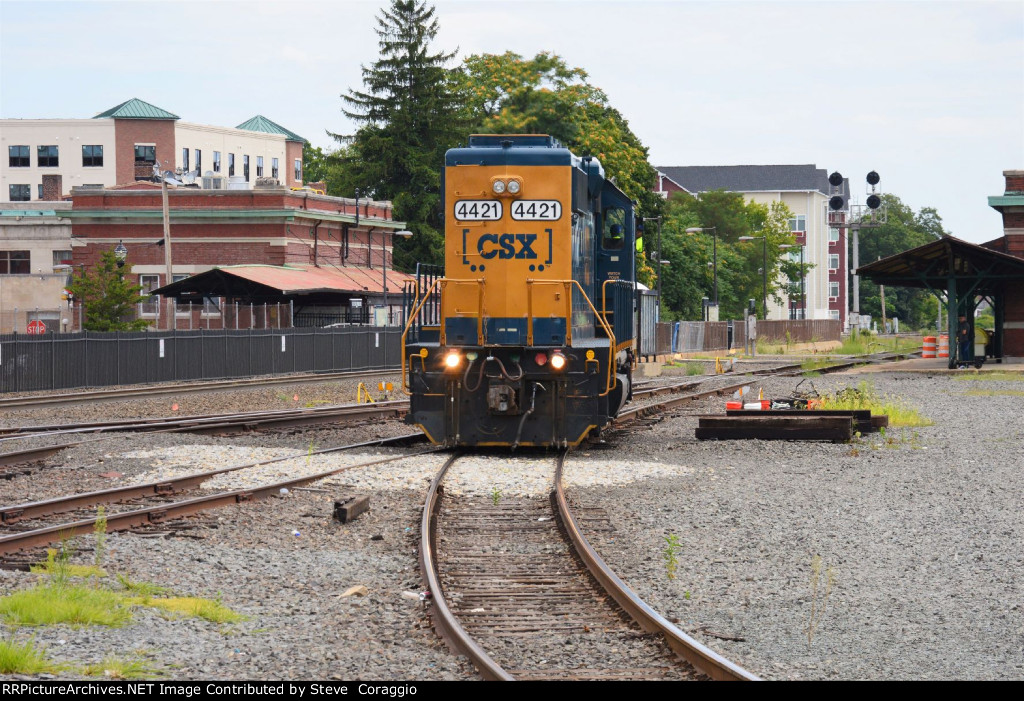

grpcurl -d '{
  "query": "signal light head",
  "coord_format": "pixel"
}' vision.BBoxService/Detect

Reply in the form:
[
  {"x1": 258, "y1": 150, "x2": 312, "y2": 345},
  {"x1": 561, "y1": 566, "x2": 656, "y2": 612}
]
[
  {"x1": 550, "y1": 351, "x2": 567, "y2": 370},
  {"x1": 829, "y1": 195, "x2": 844, "y2": 211},
  {"x1": 866, "y1": 194, "x2": 882, "y2": 210},
  {"x1": 492, "y1": 180, "x2": 506, "y2": 194},
  {"x1": 866, "y1": 171, "x2": 880, "y2": 186},
  {"x1": 444, "y1": 351, "x2": 461, "y2": 369},
  {"x1": 828, "y1": 171, "x2": 844, "y2": 187},
  {"x1": 534, "y1": 352, "x2": 548, "y2": 366}
]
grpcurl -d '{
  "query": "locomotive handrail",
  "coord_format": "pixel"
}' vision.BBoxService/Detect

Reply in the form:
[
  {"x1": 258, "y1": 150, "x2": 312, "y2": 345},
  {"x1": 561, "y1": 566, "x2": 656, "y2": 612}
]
[
  {"x1": 401, "y1": 277, "x2": 443, "y2": 397},
  {"x1": 437, "y1": 278, "x2": 486, "y2": 346},
  {"x1": 525, "y1": 279, "x2": 616, "y2": 397}
]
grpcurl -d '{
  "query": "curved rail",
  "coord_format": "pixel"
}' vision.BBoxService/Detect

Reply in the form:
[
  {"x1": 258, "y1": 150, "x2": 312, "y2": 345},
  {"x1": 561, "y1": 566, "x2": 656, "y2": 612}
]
[
  {"x1": 554, "y1": 454, "x2": 759, "y2": 681},
  {"x1": 419, "y1": 453, "x2": 513, "y2": 681}
]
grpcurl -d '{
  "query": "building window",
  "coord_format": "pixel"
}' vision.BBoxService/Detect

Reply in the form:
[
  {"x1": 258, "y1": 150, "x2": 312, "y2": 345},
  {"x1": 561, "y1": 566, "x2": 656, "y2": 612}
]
[
  {"x1": 788, "y1": 215, "x2": 806, "y2": 233},
  {"x1": 195, "y1": 149, "x2": 201, "y2": 174},
  {"x1": 134, "y1": 145, "x2": 156, "y2": 164},
  {"x1": 294, "y1": 158, "x2": 301, "y2": 182},
  {"x1": 257, "y1": 156, "x2": 264, "y2": 178},
  {"x1": 272, "y1": 158, "x2": 279, "y2": 179},
  {"x1": 829, "y1": 281, "x2": 840, "y2": 298},
  {"x1": 82, "y1": 145, "x2": 103, "y2": 167},
  {"x1": 139, "y1": 274, "x2": 160, "y2": 316},
  {"x1": 8, "y1": 145, "x2": 29, "y2": 168},
  {"x1": 172, "y1": 274, "x2": 190, "y2": 316},
  {"x1": 52, "y1": 250, "x2": 72, "y2": 267},
  {"x1": 243, "y1": 155, "x2": 250, "y2": 181},
  {"x1": 9, "y1": 185, "x2": 30, "y2": 202},
  {"x1": 202, "y1": 296, "x2": 222, "y2": 317},
  {"x1": 786, "y1": 246, "x2": 805, "y2": 263},
  {"x1": 37, "y1": 184, "x2": 43, "y2": 200},
  {"x1": 213, "y1": 151, "x2": 221, "y2": 173},
  {"x1": 0, "y1": 250, "x2": 31, "y2": 275},
  {"x1": 828, "y1": 254, "x2": 840, "y2": 270},
  {"x1": 830, "y1": 310, "x2": 841, "y2": 320},
  {"x1": 37, "y1": 145, "x2": 59, "y2": 167},
  {"x1": 829, "y1": 227, "x2": 840, "y2": 242},
  {"x1": 228, "y1": 153, "x2": 235, "y2": 176},
  {"x1": 182, "y1": 148, "x2": 189, "y2": 173}
]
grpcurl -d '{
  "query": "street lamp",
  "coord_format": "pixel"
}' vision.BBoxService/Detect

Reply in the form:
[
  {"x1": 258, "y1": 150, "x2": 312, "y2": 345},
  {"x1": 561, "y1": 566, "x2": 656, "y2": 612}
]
[
  {"x1": 738, "y1": 235, "x2": 767, "y2": 318},
  {"x1": 383, "y1": 229, "x2": 413, "y2": 325},
  {"x1": 685, "y1": 227, "x2": 718, "y2": 307},
  {"x1": 779, "y1": 244, "x2": 805, "y2": 320},
  {"x1": 113, "y1": 240, "x2": 127, "y2": 268}
]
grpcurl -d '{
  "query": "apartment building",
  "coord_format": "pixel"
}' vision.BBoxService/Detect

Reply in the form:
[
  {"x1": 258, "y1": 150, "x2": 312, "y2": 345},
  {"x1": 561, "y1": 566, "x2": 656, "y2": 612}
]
[{"x1": 656, "y1": 165, "x2": 849, "y2": 326}]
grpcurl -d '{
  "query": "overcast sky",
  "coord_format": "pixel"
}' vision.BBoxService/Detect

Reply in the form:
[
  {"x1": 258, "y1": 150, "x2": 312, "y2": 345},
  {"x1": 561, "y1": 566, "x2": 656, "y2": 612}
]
[{"x1": 2, "y1": 0, "x2": 1021, "y2": 243}]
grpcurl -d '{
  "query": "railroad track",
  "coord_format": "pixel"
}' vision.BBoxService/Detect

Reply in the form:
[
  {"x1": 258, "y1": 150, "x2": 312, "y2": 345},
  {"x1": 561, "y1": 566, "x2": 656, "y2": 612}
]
[
  {"x1": 0, "y1": 433, "x2": 429, "y2": 556},
  {"x1": 0, "y1": 368, "x2": 401, "y2": 411},
  {"x1": 419, "y1": 452, "x2": 758, "y2": 681}
]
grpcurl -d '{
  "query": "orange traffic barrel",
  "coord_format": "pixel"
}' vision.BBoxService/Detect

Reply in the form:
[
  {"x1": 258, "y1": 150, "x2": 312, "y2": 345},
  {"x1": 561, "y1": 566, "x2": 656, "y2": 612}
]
[
  {"x1": 922, "y1": 336, "x2": 936, "y2": 358},
  {"x1": 937, "y1": 334, "x2": 949, "y2": 358}
]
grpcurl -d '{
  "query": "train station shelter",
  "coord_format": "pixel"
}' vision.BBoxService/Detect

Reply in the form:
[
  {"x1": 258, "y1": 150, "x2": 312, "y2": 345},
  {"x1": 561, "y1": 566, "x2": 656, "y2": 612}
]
[
  {"x1": 858, "y1": 170, "x2": 1024, "y2": 367},
  {"x1": 858, "y1": 236, "x2": 1024, "y2": 366}
]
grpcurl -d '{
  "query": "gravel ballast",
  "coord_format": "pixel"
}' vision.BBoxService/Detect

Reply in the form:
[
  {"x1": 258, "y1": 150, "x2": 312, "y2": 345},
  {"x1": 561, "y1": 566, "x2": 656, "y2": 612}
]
[
  {"x1": 566, "y1": 371, "x2": 1024, "y2": 680},
  {"x1": 2, "y1": 367, "x2": 1021, "y2": 680}
]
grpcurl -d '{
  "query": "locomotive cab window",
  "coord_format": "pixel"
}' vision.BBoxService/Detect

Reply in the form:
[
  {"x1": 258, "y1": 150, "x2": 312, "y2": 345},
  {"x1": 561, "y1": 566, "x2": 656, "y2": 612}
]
[{"x1": 602, "y1": 207, "x2": 626, "y2": 250}]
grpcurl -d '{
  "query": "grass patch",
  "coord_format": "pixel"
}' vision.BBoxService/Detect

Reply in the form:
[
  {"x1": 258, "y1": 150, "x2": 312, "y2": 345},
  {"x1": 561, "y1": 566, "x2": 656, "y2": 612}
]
[
  {"x1": 951, "y1": 372, "x2": 1024, "y2": 382},
  {"x1": 819, "y1": 380, "x2": 933, "y2": 427},
  {"x1": 30, "y1": 549, "x2": 106, "y2": 580},
  {"x1": 0, "y1": 638, "x2": 63, "y2": 674},
  {"x1": 0, "y1": 584, "x2": 132, "y2": 627},
  {"x1": 83, "y1": 653, "x2": 164, "y2": 680},
  {"x1": 962, "y1": 388, "x2": 1024, "y2": 397},
  {"x1": 116, "y1": 574, "x2": 171, "y2": 598},
  {"x1": 801, "y1": 357, "x2": 835, "y2": 373},
  {"x1": 684, "y1": 361, "x2": 705, "y2": 376},
  {"x1": 128, "y1": 596, "x2": 247, "y2": 624}
]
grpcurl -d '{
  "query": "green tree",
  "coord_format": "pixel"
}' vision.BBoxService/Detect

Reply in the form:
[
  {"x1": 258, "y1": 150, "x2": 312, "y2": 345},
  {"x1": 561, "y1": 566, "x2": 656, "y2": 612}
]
[
  {"x1": 659, "y1": 191, "x2": 799, "y2": 320},
  {"x1": 856, "y1": 193, "x2": 948, "y2": 329},
  {"x1": 69, "y1": 251, "x2": 151, "y2": 332},
  {"x1": 331, "y1": 0, "x2": 469, "y2": 271},
  {"x1": 458, "y1": 51, "x2": 663, "y2": 227},
  {"x1": 301, "y1": 143, "x2": 346, "y2": 196}
]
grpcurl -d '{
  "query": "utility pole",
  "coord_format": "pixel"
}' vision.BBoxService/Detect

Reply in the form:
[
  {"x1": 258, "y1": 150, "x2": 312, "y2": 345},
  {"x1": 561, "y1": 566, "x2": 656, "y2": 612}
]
[{"x1": 161, "y1": 174, "x2": 174, "y2": 331}]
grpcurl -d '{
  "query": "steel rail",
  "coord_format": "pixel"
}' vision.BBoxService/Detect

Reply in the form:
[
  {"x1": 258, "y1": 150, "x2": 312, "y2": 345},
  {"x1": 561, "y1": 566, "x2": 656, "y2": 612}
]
[
  {"x1": 0, "y1": 401, "x2": 410, "y2": 442},
  {"x1": 0, "y1": 368, "x2": 401, "y2": 411},
  {"x1": 419, "y1": 453, "x2": 514, "y2": 681},
  {"x1": 553, "y1": 452, "x2": 759, "y2": 681},
  {"x1": 0, "y1": 432, "x2": 425, "y2": 524},
  {"x1": 0, "y1": 446, "x2": 440, "y2": 555}
]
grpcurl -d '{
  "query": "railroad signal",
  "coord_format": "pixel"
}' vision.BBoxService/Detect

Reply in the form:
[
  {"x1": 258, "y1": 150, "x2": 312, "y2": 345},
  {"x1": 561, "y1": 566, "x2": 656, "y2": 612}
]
[
  {"x1": 828, "y1": 172, "x2": 845, "y2": 211},
  {"x1": 866, "y1": 171, "x2": 881, "y2": 209}
]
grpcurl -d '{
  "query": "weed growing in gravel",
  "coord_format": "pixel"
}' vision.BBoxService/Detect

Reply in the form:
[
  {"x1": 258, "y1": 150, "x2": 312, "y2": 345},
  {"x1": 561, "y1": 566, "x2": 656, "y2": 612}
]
[
  {"x1": 83, "y1": 653, "x2": 164, "y2": 679},
  {"x1": 950, "y1": 371, "x2": 1024, "y2": 382},
  {"x1": 663, "y1": 534, "x2": 681, "y2": 580},
  {"x1": 963, "y1": 388, "x2": 1024, "y2": 397},
  {"x1": 0, "y1": 637, "x2": 64, "y2": 674},
  {"x1": 0, "y1": 583, "x2": 132, "y2": 627},
  {"x1": 820, "y1": 380, "x2": 932, "y2": 427},
  {"x1": 307, "y1": 439, "x2": 317, "y2": 465},
  {"x1": 126, "y1": 595, "x2": 247, "y2": 624},
  {"x1": 685, "y1": 362, "x2": 705, "y2": 376},
  {"x1": 490, "y1": 486, "x2": 502, "y2": 506},
  {"x1": 93, "y1": 507, "x2": 108, "y2": 575},
  {"x1": 806, "y1": 555, "x2": 836, "y2": 647},
  {"x1": 116, "y1": 574, "x2": 170, "y2": 597},
  {"x1": 30, "y1": 548, "x2": 106, "y2": 581}
]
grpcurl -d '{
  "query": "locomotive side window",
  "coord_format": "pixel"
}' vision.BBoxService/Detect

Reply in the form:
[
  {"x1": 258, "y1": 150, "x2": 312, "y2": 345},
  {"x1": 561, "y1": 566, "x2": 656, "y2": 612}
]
[
  {"x1": 454, "y1": 200, "x2": 503, "y2": 221},
  {"x1": 603, "y1": 207, "x2": 626, "y2": 250}
]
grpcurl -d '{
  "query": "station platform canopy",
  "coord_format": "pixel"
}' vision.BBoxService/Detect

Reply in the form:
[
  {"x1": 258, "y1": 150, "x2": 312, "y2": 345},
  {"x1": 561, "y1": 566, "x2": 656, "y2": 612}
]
[
  {"x1": 152, "y1": 264, "x2": 415, "y2": 304},
  {"x1": 858, "y1": 235, "x2": 1024, "y2": 366}
]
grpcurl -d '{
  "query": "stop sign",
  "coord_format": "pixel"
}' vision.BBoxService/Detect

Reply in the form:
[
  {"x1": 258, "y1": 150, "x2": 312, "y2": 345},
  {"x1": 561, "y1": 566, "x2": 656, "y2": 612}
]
[{"x1": 27, "y1": 320, "x2": 46, "y2": 334}]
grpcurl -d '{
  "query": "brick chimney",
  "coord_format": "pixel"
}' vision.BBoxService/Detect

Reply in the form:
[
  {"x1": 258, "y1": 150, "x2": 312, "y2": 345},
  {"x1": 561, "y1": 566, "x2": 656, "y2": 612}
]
[{"x1": 41, "y1": 174, "x2": 63, "y2": 201}]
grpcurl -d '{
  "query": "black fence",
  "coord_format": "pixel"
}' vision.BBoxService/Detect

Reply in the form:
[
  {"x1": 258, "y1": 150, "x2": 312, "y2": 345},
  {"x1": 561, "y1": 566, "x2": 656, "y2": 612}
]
[{"x1": 0, "y1": 327, "x2": 402, "y2": 394}]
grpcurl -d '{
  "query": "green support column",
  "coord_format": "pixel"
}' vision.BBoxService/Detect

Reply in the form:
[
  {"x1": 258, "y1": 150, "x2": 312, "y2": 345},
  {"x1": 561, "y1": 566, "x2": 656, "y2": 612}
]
[
  {"x1": 947, "y1": 275, "x2": 959, "y2": 369},
  {"x1": 993, "y1": 286, "x2": 1005, "y2": 362}
]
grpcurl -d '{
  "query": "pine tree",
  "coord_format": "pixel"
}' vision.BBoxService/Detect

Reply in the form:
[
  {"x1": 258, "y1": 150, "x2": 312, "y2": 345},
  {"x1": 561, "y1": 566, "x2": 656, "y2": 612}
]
[
  {"x1": 333, "y1": 0, "x2": 468, "y2": 271},
  {"x1": 69, "y1": 251, "x2": 151, "y2": 332}
]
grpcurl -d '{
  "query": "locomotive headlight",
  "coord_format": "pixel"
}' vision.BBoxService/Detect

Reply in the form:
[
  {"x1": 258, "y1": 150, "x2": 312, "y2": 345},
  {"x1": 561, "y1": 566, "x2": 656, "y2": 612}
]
[
  {"x1": 492, "y1": 180, "x2": 506, "y2": 194},
  {"x1": 550, "y1": 352, "x2": 567, "y2": 370},
  {"x1": 534, "y1": 352, "x2": 548, "y2": 366},
  {"x1": 444, "y1": 351, "x2": 461, "y2": 369},
  {"x1": 506, "y1": 179, "x2": 521, "y2": 194}
]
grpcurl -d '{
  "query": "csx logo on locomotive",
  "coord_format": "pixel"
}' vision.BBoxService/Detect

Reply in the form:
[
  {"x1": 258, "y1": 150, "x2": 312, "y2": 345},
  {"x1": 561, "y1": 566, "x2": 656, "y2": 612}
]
[{"x1": 462, "y1": 228, "x2": 553, "y2": 266}]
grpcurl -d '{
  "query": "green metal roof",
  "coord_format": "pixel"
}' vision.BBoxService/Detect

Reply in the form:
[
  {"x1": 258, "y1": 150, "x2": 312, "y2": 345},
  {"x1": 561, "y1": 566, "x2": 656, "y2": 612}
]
[
  {"x1": 93, "y1": 98, "x2": 180, "y2": 120},
  {"x1": 236, "y1": 115, "x2": 306, "y2": 143}
]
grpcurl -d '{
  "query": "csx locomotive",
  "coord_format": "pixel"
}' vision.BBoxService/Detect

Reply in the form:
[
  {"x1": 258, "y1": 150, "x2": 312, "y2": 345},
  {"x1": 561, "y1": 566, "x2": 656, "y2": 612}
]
[{"x1": 402, "y1": 135, "x2": 637, "y2": 447}]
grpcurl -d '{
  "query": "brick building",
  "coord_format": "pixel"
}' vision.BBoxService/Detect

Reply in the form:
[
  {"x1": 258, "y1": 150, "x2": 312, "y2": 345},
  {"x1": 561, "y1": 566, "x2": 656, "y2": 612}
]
[
  {"x1": 984, "y1": 169, "x2": 1024, "y2": 357},
  {"x1": 65, "y1": 183, "x2": 409, "y2": 330}
]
